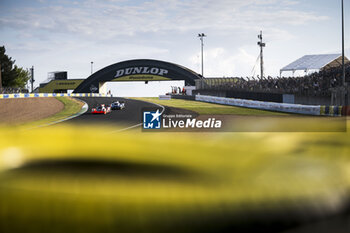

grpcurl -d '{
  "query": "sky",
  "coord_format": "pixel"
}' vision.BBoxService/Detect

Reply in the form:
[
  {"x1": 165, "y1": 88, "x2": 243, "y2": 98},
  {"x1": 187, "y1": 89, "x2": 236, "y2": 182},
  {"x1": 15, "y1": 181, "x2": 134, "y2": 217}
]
[{"x1": 0, "y1": 0, "x2": 349, "y2": 96}]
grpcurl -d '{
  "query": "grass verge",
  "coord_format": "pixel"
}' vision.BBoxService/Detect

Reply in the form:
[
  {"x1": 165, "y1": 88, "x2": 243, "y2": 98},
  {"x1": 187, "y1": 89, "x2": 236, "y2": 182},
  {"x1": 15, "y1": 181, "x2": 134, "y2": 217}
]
[
  {"x1": 133, "y1": 97, "x2": 346, "y2": 132},
  {"x1": 133, "y1": 97, "x2": 289, "y2": 115},
  {"x1": 21, "y1": 97, "x2": 84, "y2": 128}
]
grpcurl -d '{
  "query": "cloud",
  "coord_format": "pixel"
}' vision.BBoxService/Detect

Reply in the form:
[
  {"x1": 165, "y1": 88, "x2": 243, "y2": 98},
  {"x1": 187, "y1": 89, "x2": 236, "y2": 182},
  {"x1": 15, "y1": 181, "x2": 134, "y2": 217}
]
[
  {"x1": 0, "y1": 0, "x2": 334, "y2": 85},
  {"x1": 189, "y1": 47, "x2": 257, "y2": 77},
  {"x1": 0, "y1": 0, "x2": 329, "y2": 40}
]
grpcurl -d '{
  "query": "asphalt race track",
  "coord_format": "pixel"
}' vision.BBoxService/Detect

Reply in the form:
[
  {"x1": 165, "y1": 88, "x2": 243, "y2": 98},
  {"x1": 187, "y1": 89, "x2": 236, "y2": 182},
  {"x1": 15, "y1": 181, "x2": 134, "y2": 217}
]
[{"x1": 67, "y1": 97, "x2": 163, "y2": 129}]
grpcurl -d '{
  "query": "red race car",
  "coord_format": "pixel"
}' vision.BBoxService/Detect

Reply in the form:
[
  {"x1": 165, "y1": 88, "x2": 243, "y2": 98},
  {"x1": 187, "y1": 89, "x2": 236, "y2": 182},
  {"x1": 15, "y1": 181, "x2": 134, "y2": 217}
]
[{"x1": 91, "y1": 104, "x2": 111, "y2": 114}]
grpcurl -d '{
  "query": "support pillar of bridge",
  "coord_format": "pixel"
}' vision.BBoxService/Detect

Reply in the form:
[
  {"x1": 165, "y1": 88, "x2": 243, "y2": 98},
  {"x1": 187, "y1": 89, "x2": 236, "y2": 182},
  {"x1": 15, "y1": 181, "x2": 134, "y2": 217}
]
[{"x1": 99, "y1": 82, "x2": 107, "y2": 95}]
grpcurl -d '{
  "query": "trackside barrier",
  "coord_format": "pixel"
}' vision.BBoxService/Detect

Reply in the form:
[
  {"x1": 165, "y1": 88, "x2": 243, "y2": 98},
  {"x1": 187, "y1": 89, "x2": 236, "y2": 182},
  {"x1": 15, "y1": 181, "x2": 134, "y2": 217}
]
[
  {"x1": 159, "y1": 95, "x2": 171, "y2": 100},
  {"x1": 320, "y1": 105, "x2": 347, "y2": 116},
  {"x1": 0, "y1": 93, "x2": 113, "y2": 99},
  {"x1": 195, "y1": 95, "x2": 344, "y2": 116}
]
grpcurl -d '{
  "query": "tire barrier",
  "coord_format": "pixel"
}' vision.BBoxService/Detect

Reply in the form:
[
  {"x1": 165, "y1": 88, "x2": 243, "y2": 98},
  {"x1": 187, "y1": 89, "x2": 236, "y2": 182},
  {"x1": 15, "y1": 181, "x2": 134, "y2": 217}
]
[
  {"x1": 0, "y1": 93, "x2": 113, "y2": 99},
  {"x1": 195, "y1": 95, "x2": 346, "y2": 116}
]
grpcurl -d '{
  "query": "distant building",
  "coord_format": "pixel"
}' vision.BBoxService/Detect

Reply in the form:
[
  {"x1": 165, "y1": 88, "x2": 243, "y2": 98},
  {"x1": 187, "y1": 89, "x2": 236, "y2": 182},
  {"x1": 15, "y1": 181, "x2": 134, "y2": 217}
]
[{"x1": 38, "y1": 71, "x2": 84, "y2": 93}]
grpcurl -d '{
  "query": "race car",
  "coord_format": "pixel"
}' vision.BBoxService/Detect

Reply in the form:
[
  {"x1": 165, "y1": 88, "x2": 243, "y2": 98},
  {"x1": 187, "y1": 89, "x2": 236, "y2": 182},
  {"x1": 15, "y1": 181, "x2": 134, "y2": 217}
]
[
  {"x1": 110, "y1": 101, "x2": 125, "y2": 110},
  {"x1": 91, "y1": 104, "x2": 111, "y2": 114}
]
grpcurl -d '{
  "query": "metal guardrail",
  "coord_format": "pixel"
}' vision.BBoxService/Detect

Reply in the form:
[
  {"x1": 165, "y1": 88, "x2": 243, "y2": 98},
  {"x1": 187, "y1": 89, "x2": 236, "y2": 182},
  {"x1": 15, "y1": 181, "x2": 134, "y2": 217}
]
[{"x1": 195, "y1": 94, "x2": 344, "y2": 116}]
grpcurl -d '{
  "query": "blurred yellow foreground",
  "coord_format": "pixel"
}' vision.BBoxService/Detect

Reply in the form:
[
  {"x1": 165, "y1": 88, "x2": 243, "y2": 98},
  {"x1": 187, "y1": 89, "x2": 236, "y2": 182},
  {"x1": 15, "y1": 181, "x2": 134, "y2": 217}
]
[{"x1": 0, "y1": 123, "x2": 349, "y2": 232}]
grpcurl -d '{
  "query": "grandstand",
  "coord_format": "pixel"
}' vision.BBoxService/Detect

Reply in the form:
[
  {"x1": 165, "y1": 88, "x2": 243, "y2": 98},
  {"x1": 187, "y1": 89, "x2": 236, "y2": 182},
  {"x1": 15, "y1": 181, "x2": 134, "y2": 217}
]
[{"x1": 194, "y1": 55, "x2": 350, "y2": 105}]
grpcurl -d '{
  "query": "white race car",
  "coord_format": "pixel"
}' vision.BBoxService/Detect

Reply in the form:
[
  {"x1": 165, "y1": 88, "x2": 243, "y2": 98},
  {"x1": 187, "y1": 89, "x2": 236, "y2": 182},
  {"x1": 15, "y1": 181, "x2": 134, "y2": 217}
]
[{"x1": 110, "y1": 101, "x2": 125, "y2": 110}]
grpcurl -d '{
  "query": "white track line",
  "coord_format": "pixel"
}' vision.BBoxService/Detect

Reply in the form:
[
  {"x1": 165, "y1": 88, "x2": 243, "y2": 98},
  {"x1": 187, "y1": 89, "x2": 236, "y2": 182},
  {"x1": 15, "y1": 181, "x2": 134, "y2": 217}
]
[
  {"x1": 26, "y1": 99, "x2": 89, "y2": 130},
  {"x1": 110, "y1": 98, "x2": 165, "y2": 133}
]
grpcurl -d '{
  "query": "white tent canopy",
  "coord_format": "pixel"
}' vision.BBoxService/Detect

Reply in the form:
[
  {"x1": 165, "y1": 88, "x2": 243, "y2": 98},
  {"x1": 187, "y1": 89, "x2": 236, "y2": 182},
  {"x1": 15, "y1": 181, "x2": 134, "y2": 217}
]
[{"x1": 280, "y1": 54, "x2": 349, "y2": 76}]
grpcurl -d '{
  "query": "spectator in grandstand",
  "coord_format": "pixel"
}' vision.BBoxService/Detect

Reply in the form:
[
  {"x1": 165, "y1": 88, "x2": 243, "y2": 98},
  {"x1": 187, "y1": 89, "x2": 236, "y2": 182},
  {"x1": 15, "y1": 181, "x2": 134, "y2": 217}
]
[{"x1": 198, "y1": 63, "x2": 350, "y2": 96}]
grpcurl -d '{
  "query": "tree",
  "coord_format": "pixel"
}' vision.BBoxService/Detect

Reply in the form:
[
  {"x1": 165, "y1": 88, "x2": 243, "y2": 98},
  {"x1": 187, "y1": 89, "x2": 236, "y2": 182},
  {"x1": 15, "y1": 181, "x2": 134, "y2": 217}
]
[
  {"x1": 0, "y1": 46, "x2": 30, "y2": 88},
  {"x1": 13, "y1": 66, "x2": 31, "y2": 88}
]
